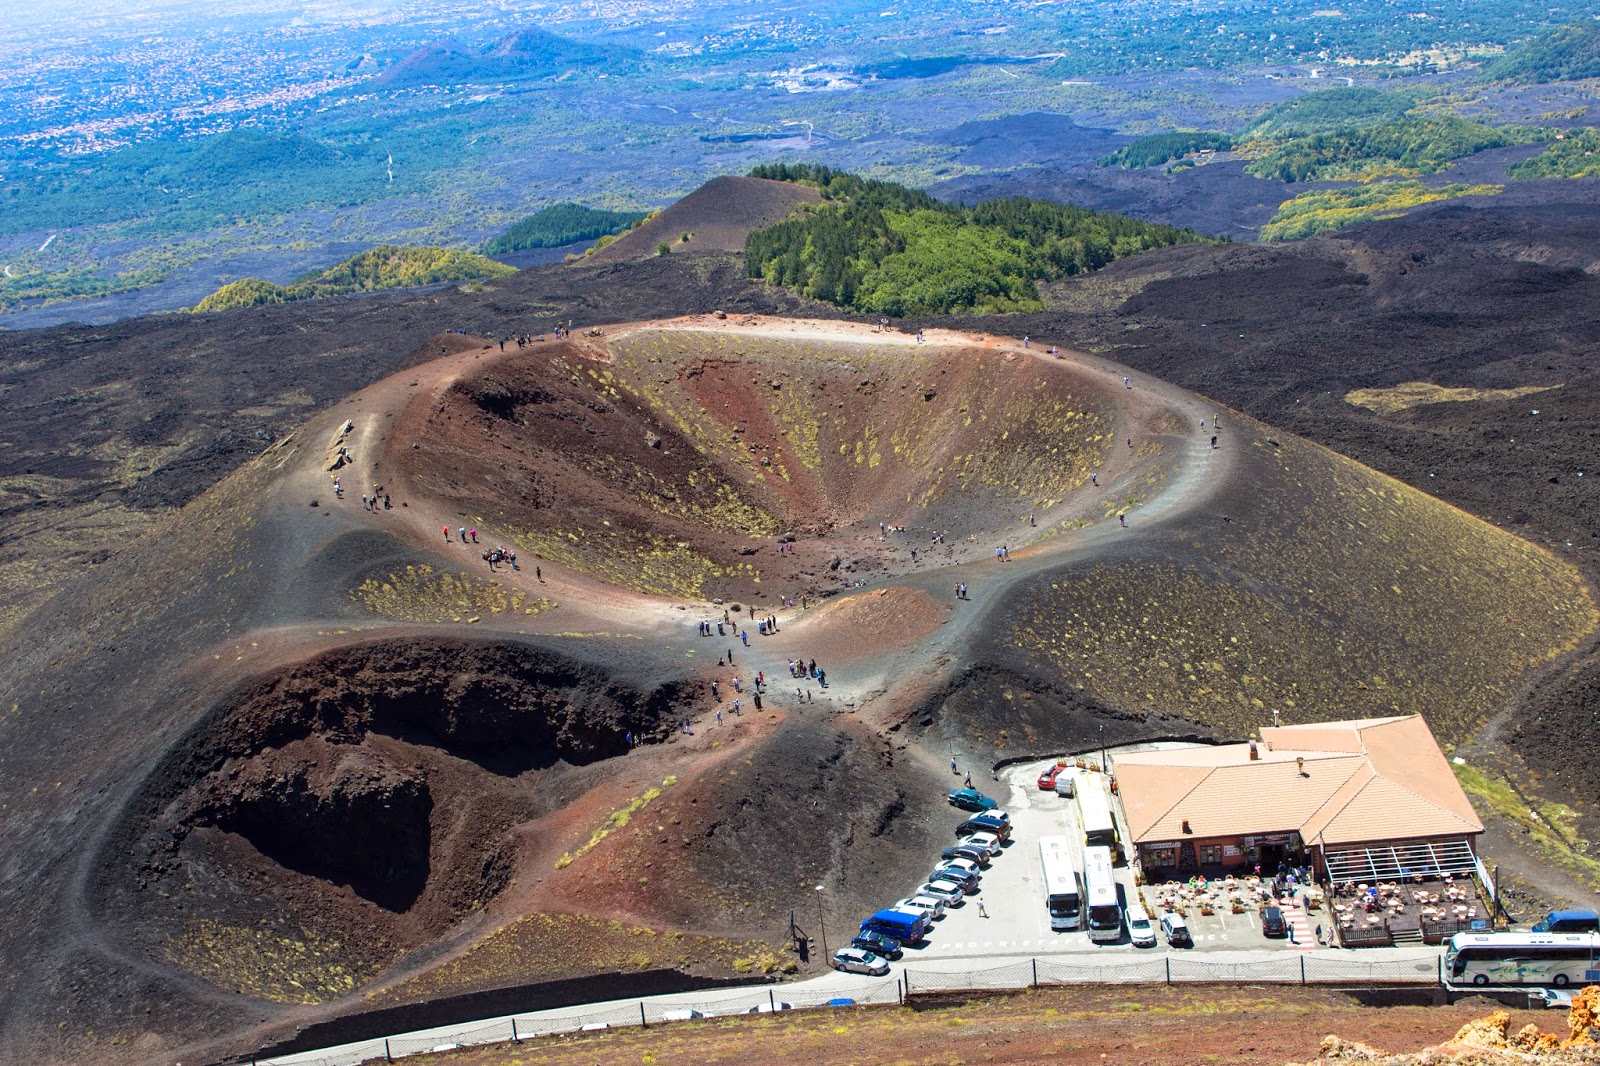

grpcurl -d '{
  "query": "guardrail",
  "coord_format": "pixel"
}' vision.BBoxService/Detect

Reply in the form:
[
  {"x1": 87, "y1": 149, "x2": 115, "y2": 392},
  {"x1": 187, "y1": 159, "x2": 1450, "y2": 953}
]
[{"x1": 251, "y1": 953, "x2": 1443, "y2": 1066}]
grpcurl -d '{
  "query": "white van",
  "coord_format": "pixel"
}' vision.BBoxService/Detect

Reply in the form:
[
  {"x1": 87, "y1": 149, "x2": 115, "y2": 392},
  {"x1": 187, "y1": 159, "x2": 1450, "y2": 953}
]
[{"x1": 1126, "y1": 904, "x2": 1157, "y2": 948}]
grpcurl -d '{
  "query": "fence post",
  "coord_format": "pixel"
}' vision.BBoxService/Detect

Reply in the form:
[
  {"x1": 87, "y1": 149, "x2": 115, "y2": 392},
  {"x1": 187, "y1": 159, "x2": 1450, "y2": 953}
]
[
  {"x1": 640, "y1": 1002, "x2": 648, "y2": 1028},
  {"x1": 384, "y1": 1038, "x2": 393, "y2": 1063},
  {"x1": 1437, "y1": 954, "x2": 1443, "y2": 986},
  {"x1": 899, "y1": 973, "x2": 906, "y2": 1004},
  {"x1": 1300, "y1": 956, "x2": 1306, "y2": 985},
  {"x1": 1165, "y1": 957, "x2": 1171, "y2": 985},
  {"x1": 511, "y1": 1017, "x2": 520, "y2": 1042},
  {"x1": 770, "y1": 989, "x2": 776, "y2": 1010},
  {"x1": 1032, "y1": 958, "x2": 1039, "y2": 988}
]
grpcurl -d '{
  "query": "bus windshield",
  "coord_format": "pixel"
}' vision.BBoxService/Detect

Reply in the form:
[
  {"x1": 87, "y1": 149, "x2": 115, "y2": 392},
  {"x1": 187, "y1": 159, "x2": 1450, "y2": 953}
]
[
  {"x1": 1040, "y1": 835, "x2": 1082, "y2": 930},
  {"x1": 1082, "y1": 845, "x2": 1121, "y2": 942}
]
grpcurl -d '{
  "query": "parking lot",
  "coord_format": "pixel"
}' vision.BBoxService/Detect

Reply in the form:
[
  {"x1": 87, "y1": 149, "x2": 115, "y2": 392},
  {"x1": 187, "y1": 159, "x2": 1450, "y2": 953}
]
[{"x1": 872, "y1": 755, "x2": 1321, "y2": 964}]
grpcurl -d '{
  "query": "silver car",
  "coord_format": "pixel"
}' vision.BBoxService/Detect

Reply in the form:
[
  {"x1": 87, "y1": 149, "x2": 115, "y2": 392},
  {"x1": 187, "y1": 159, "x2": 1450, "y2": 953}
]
[
  {"x1": 831, "y1": 947, "x2": 890, "y2": 976},
  {"x1": 919, "y1": 878, "x2": 966, "y2": 905},
  {"x1": 896, "y1": 894, "x2": 947, "y2": 920}
]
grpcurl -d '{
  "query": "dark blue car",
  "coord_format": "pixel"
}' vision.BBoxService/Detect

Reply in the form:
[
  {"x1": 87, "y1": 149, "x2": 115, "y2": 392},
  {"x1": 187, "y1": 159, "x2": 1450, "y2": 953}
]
[{"x1": 850, "y1": 928, "x2": 904, "y2": 959}]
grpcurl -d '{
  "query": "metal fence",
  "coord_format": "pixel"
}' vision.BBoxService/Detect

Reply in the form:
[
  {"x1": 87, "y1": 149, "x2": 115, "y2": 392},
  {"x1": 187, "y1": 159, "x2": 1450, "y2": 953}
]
[{"x1": 253, "y1": 952, "x2": 1443, "y2": 1066}]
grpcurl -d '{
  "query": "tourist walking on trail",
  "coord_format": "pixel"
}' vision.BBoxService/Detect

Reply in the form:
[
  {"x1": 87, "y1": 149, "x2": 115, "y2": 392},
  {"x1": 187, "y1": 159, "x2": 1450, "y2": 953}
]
[{"x1": 443, "y1": 526, "x2": 451, "y2": 542}]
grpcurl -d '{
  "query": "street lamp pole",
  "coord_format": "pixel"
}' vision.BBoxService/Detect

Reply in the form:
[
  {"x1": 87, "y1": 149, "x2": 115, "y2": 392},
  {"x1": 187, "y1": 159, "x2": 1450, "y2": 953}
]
[
  {"x1": 814, "y1": 884, "x2": 828, "y2": 961},
  {"x1": 1099, "y1": 724, "x2": 1106, "y2": 770}
]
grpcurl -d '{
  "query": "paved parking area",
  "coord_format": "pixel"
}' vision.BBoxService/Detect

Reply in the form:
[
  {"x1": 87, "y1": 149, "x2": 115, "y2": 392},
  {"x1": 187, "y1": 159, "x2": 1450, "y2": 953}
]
[{"x1": 898, "y1": 756, "x2": 1318, "y2": 958}]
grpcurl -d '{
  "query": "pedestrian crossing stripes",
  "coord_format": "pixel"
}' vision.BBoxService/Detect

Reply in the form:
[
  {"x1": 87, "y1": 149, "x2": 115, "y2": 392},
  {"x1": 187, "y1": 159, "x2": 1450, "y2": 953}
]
[{"x1": 1281, "y1": 903, "x2": 1320, "y2": 951}]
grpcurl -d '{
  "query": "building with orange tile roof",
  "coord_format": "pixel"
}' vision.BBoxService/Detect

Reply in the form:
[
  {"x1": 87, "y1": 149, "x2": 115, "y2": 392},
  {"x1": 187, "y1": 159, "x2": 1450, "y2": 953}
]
[{"x1": 1113, "y1": 716, "x2": 1483, "y2": 883}]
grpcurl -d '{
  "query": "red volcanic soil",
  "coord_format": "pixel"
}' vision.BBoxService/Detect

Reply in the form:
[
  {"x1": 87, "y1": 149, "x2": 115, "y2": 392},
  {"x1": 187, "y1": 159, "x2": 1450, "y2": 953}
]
[
  {"x1": 431, "y1": 986, "x2": 1555, "y2": 1066},
  {"x1": 585, "y1": 176, "x2": 821, "y2": 262}
]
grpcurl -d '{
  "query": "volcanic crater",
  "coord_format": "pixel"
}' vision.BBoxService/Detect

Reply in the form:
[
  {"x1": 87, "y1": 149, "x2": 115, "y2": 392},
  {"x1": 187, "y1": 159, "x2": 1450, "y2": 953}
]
[{"x1": 0, "y1": 315, "x2": 1593, "y2": 1065}]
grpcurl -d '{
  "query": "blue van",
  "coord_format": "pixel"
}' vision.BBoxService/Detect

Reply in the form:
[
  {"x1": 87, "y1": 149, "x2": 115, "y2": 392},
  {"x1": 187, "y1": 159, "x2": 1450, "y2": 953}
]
[
  {"x1": 1533, "y1": 909, "x2": 1599, "y2": 933},
  {"x1": 860, "y1": 908, "x2": 928, "y2": 945}
]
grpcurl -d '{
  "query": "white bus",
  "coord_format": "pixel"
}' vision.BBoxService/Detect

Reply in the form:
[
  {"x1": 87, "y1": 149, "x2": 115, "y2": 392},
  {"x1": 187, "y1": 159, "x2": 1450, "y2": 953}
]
[
  {"x1": 1445, "y1": 931, "x2": 1600, "y2": 988},
  {"x1": 1075, "y1": 780, "x2": 1122, "y2": 863},
  {"x1": 1039, "y1": 835, "x2": 1084, "y2": 931},
  {"x1": 1083, "y1": 845, "x2": 1122, "y2": 943}
]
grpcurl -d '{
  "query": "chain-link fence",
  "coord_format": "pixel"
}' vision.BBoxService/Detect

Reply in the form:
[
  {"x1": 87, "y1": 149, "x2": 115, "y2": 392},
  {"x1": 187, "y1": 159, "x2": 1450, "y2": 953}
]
[
  {"x1": 387, "y1": 1017, "x2": 518, "y2": 1058},
  {"x1": 1169, "y1": 954, "x2": 1303, "y2": 983},
  {"x1": 905, "y1": 959, "x2": 1034, "y2": 993},
  {"x1": 1034, "y1": 956, "x2": 1169, "y2": 985},
  {"x1": 1304, "y1": 952, "x2": 1442, "y2": 984},
  {"x1": 253, "y1": 951, "x2": 1444, "y2": 1065}
]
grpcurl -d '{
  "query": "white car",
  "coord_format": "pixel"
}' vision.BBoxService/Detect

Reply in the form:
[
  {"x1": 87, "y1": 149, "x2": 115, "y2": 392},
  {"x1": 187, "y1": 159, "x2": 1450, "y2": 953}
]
[
  {"x1": 1159, "y1": 912, "x2": 1193, "y2": 948},
  {"x1": 919, "y1": 878, "x2": 966, "y2": 905},
  {"x1": 896, "y1": 894, "x2": 947, "y2": 920},
  {"x1": 964, "y1": 831, "x2": 1004, "y2": 856},
  {"x1": 1126, "y1": 904, "x2": 1157, "y2": 948},
  {"x1": 939, "y1": 856, "x2": 983, "y2": 882},
  {"x1": 747, "y1": 1001, "x2": 794, "y2": 1013}
]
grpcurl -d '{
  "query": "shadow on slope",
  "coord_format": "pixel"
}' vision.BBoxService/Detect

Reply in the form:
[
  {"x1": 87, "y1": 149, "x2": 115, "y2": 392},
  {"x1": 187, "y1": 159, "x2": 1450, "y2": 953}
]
[{"x1": 97, "y1": 637, "x2": 686, "y2": 1002}]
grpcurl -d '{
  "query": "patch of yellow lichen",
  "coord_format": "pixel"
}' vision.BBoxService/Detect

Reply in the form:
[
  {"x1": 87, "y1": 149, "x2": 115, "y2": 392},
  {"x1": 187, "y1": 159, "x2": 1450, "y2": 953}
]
[
  {"x1": 164, "y1": 919, "x2": 373, "y2": 1004},
  {"x1": 1009, "y1": 432, "x2": 1597, "y2": 743},
  {"x1": 1345, "y1": 381, "x2": 1561, "y2": 415},
  {"x1": 350, "y1": 565, "x2": 556, "y2": 623},
  {"x1": 511, "y1": 526, "x2": 758, "y2": 599},
  {"x1": 376, "y1": 911, "x2": 794, "y2": 1005}
]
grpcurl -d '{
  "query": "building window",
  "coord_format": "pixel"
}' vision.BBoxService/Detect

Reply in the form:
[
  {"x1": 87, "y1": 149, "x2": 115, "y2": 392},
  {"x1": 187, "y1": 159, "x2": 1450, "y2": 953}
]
[
  {"x1": 1198, "y1": 844, "x2": 1225, "y2": 865},
  {"x1": 1145, "y1": 846, "x2": 1177, "y2": 867}
]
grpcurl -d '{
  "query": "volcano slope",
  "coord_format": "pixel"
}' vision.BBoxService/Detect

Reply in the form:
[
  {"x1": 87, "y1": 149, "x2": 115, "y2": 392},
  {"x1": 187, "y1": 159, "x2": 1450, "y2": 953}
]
[{"x1": 0, "y1": 317, "x2": 1592, "y2": 1066}]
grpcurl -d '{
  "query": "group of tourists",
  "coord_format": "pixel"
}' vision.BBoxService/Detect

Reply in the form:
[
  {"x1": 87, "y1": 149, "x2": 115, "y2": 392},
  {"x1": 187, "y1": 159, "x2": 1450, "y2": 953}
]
[{"x1": 483, "y1": 547, "x2": 519, "y2": 571}]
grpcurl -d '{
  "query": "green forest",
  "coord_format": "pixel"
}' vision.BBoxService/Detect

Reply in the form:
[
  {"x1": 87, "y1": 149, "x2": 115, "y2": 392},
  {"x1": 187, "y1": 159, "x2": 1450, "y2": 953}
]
[
  {"x1": 1103, "y1": 132, "x2": 1235, "y2": 169},
  {"x1": 1507, "y1": 128, "x2": 1600, "y2": 178},
  {"x1": 744, "y1": 165, "x2": 1211, "y2": 316},
  {"x1": 483, "y1": 203, "x2": 647, "y2": 254},
  {"x1": 1245, "y1": 88, "x2": 1418, "y2": 137},
  {"x1": 1245, "y1": 115, "x2": 1532, "y2": 182},
  {"x1": 190, "y1": 245, "x2": 514, "y2": 312},
  {"x1": 1482, "y1": 22, "x2": 1600, "y2": 82},
  {"x1": 1261, "y1": 181, "x2": 1503, "y2": 241}
]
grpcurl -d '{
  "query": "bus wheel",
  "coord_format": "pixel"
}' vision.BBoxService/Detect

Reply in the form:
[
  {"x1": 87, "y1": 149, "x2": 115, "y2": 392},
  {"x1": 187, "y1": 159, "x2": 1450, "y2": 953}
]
[
  {"x1": 1553, "y1": 974, "x2": 1571, "y2": 987},
  {"x1": 1473, "y1": 974, "x2": 1489, "y2": 986}
]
